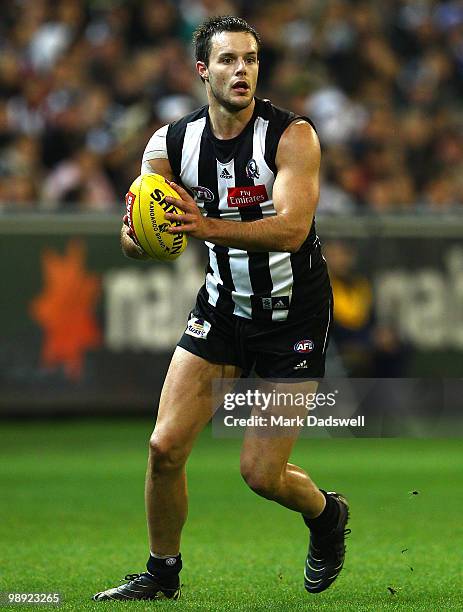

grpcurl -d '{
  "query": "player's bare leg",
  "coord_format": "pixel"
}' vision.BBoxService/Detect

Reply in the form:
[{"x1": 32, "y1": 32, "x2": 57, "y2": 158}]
[
  {"x1": 146, "y1": 347, "x2": 241, "y2": 555},
  {"x1": 239, "y1": 385, "x2": 324, "y2": 516},
  {"x1": 239, "y1": 380, "x2": 350, "y2": 594},
  {"x1": 241, "y1": 436, "x2": 325, "y2": 515},
  {"x1": 239, "y1": 381, "x2": 321, "y2": 514},
  {"x1": 93, "y1": 347, "x2": 241, "y2": 601}
]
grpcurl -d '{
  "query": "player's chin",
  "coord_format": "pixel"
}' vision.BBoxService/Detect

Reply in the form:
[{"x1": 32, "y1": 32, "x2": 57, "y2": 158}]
[{"x1": 227, "y1": 92, "x2": 253, "y2": 109}]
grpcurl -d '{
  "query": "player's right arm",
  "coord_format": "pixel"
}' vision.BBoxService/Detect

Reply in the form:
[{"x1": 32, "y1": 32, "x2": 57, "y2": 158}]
[{"x1": 121, "y1": 126, "x2": 175, "y2": 259}]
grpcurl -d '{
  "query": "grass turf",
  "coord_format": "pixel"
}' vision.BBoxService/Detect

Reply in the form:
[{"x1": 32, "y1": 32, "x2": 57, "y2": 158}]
[{"x1": 0, "y1": 420, "x2": 461, "y2": 611}]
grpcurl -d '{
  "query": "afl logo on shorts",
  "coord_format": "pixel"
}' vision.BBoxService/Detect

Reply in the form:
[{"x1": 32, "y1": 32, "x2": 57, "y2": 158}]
[{"x1": 294, "y1": 339, "x2": 314, "y2": 353}]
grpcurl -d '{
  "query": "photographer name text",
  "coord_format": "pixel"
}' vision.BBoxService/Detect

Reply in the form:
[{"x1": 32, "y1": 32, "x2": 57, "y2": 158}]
[{"x1": 223, "y1": 415, "x2": 365, "y2": 428}]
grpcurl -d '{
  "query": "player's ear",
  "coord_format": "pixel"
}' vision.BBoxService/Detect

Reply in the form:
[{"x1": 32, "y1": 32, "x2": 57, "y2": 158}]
[{"x1": 196, "y1": 61, "x2": 209, "y2": 81}]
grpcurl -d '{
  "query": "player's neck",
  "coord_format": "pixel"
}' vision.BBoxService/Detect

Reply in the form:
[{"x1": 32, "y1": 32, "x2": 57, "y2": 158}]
[{"x1": 207, "y1": 98, "x2": 255, "y2": 140}]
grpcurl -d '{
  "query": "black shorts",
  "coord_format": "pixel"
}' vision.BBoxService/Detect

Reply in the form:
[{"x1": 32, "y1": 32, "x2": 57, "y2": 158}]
[{"x1": 177, "y1": 290, "x2": 333, "y2": 379}]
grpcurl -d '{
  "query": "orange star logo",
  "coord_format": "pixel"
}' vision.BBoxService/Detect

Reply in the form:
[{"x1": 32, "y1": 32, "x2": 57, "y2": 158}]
[{"x1": 30, "y1": 239, "x2": 102, "y2": 381}]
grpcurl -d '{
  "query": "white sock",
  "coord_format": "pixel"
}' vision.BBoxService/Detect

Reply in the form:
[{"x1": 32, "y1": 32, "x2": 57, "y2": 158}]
[{"x1": 150, "y1": 551, "x2": 179, "y2": 559}]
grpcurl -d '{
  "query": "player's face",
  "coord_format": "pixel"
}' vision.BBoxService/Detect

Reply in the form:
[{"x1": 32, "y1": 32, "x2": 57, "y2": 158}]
[{"x1": 199, "y1": 31, "x2": 259, "y2": 112}]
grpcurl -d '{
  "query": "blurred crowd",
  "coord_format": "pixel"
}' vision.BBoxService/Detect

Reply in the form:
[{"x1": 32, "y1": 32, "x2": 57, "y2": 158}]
[
  {"x1": 1, "y1": 0, "x2": 463, "y2": 212},
  {"x1": 324, "y1": 240, "x2": 411, "y2": 376}
]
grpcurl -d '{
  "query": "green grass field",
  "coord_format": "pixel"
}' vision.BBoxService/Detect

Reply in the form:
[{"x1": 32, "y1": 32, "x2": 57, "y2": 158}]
[{"x1": 1, "y1": 420, "x2": 461, "y2": 611}]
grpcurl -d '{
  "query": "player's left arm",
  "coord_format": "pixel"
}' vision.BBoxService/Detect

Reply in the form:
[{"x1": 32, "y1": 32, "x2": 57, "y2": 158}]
[{"x1": 164, "y1": 120, "x2": 320, "y2": 252}]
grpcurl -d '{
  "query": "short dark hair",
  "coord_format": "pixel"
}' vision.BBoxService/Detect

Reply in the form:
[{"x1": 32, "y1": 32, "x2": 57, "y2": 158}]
[{"x1": 193, "y1": 15, "x2": 261, "y2": 66}]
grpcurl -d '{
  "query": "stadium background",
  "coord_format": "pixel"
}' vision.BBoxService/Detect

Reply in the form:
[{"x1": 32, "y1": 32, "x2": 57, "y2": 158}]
[{"x1": 1, "y1": 1, "x2": 462, "y2": 610}]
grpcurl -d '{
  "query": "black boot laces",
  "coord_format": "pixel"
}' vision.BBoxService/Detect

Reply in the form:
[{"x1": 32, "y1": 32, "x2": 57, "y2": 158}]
[
  {"x1": 313, "y1": 527, "x2": 352, "y2": 558},
  {"x1": 122, "y1": 573, "x2": 148, "y2": 583}
]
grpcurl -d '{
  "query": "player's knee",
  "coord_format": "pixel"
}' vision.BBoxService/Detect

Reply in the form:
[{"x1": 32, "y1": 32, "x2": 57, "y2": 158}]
[
  {"x1": 240, "y1": 461, "x2": 280, "y2": 500},
  {"x1": 148, "y1": 435, "x2": 187, "y2": 474}
]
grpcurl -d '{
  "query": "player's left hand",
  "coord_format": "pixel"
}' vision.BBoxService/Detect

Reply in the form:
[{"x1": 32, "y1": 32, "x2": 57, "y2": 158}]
[{"x1": 164, "y1": 181, "x2": 209, "y2": 239}]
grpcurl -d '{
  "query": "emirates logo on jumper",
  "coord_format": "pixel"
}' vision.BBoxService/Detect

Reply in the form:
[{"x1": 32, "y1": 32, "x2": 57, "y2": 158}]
[{"x1": 227, "y1": 185, "x2": 268, "y2": 207}]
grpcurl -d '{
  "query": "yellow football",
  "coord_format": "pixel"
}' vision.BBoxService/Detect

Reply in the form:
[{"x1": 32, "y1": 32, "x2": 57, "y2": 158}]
[{"x1": 125, "y1": 173, "x2": 187, "y2": 261}]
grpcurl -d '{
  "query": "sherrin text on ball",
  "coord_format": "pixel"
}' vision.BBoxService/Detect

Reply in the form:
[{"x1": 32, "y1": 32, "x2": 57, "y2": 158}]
[{"x1": 125, "y1": 173, "x2": 188, "y2": 261}]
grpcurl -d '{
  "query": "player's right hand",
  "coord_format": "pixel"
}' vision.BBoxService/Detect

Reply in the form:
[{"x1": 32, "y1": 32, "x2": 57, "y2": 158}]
[
  {"x1": 122, "y1": 214, "x2": 140, "y2": 245},
  {"x1": 121, "y1": 214, "x2": 148, "y2": 259}
]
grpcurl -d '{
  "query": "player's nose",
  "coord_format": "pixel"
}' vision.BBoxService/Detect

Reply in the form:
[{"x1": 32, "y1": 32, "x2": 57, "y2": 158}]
[{"x1": 235, "y1": 58, "x2": 247, "y2": 74}]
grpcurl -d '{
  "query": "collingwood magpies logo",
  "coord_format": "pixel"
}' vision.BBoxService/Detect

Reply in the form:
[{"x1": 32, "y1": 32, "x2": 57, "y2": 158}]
[{"x1": 246, "y1": 158, "x2": 260, "y2": 179}]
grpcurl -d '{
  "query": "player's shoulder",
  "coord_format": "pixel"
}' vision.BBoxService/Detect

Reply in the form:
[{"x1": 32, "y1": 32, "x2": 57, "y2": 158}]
[
  {"x1": 255, "y1": 97, "x2": 317, "y2": 135},
  {"x1": 167, "y1": 104, "x2": 209, "y2": 134},
  {"x1": 164, "y1": 104, "x2": 208, "y2": 178},
  {"x1": 145, "y1": 103, "x2": 208, "y2": 147}
]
